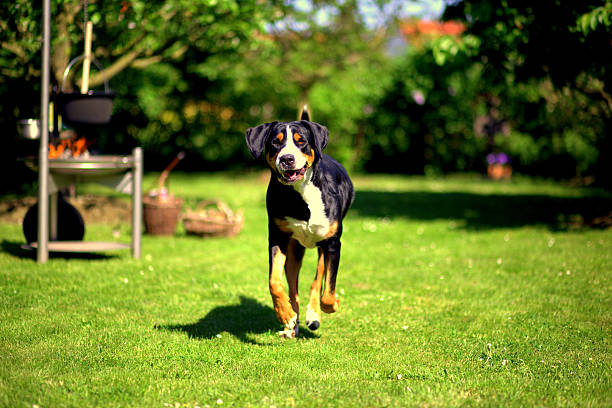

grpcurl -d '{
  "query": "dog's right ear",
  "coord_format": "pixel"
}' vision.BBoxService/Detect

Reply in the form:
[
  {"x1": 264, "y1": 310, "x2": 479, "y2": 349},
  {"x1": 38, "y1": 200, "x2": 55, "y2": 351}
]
[{"x1": 245, "y1": 121, "x2": 277, "y2": 159}]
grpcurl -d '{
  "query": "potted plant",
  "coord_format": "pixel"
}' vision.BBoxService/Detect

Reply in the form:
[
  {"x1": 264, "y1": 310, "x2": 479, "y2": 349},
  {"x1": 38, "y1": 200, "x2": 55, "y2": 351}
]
[{"x1": 487, "y1": 152, "x2": 512, "y2": 180}]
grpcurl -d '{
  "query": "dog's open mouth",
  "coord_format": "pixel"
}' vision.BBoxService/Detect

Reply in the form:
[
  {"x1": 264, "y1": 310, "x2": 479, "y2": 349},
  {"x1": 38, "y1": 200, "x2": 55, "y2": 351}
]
[{"x1": 280, "y1": 166, "x2": 307, "y2": 183}]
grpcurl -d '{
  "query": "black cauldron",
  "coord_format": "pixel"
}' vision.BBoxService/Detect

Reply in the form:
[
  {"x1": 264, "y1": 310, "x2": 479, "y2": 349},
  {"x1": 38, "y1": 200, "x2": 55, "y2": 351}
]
[
  {"x1": 56, "y1": 55, "x2": 114, "y2": 126},
  {"x1": 56, "y1": 91, "x2": 115, "y2": 125}
]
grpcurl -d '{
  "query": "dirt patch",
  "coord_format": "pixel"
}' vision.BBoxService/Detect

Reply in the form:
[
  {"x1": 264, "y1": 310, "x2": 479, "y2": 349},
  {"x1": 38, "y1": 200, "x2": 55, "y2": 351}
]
[{"x1": 0, "y1": 195, "x2": 132, "y2": 226}]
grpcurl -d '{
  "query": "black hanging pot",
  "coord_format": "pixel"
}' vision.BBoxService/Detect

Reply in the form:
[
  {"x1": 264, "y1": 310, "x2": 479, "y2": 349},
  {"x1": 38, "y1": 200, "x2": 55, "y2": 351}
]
[
  {"x1": 57, "y1": 91, "x2": 114, "y2": 125},
  {"x1": 56, "y1": 55, "x2": 115, "y2": 126}
]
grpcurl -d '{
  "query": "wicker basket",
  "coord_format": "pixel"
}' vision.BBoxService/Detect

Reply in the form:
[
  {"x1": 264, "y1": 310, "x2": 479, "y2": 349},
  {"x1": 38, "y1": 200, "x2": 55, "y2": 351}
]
[
  {"x1": 143, "y1": 196, "x2": 183, "y2": 236},
  {"x1": 183, "y1": 200, "x2": 244, "y2": 238}
]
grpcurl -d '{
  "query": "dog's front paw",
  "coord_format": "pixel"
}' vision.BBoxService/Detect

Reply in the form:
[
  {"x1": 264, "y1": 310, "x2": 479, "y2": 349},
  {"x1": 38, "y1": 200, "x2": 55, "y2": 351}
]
[
  {"x1": 305, "y1": 304, "x2": 321, "y2": 330},
  {"x1": 278, "y1": 314, "x2": 299, "y2": 338},
  {"x1": 321, "y1": 293, "x2": 339, "y2": 314}
]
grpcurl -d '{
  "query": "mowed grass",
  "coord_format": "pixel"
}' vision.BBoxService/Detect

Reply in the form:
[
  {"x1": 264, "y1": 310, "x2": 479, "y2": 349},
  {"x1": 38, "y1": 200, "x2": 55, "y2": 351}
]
[{"x1": 0, "y1": 173, "x2": 611, "y2": 407}]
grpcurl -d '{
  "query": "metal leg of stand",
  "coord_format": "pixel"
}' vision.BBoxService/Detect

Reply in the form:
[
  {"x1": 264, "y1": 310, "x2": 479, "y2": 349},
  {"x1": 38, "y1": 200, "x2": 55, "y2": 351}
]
[
  {"x1": 37, "y1": 173, "x2": 49, "y2": 263},
  {"x1": 131, "y1": 147, "x2": 142, "y2": 259},
  {"x1": 50, "y1": 192, "x2": 58, "y2": 241},
  {"x1": 37, "y1": 0, "x2": 51, "y2": 263}
]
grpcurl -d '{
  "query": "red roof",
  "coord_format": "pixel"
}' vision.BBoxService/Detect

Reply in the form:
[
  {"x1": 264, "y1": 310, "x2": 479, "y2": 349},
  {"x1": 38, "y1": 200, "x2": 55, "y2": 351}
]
[{"x1": 400, "y1": 20, "x2": 466, "y2": 38}]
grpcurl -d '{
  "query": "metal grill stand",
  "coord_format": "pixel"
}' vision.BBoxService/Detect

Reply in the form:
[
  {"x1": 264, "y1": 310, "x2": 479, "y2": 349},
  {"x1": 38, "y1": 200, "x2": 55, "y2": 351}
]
[
  {"x1": 37, "y1": 0, "x2": 141, "y2": 262},
  {"x1": 27, "y1": 151, "x2": 142, "y2": 260}
]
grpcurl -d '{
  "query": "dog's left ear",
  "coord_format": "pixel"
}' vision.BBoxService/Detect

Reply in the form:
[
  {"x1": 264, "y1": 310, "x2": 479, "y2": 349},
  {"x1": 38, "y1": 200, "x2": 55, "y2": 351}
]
[
  {"x1": 300, "y1": 120, "x2": 329, "y2": 156},
  {"x1": 245, "y1": 121, "x2": 278, "y2": 159}
]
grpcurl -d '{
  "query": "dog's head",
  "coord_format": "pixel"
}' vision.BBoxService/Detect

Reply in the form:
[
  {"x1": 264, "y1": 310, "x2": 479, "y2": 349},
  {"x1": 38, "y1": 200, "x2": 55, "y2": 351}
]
[{"x1": 245, "y1": 120, "x2": 329, "y2": 185}]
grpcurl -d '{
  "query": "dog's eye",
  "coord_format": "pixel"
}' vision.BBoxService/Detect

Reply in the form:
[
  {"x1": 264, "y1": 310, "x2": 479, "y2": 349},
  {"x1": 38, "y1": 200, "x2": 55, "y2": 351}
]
[
  {"x1": 294, "y1": 134, "x2": 306, "y2": 146},
  {"x1": 272, "y1": 133, "x2": 284, "y2": 146}
]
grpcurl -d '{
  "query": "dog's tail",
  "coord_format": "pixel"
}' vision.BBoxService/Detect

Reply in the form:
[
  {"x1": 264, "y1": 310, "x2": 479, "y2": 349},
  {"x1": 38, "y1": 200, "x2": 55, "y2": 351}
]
[{"x1": 299, "y1": 104, "x2": 310, "y2": 121}]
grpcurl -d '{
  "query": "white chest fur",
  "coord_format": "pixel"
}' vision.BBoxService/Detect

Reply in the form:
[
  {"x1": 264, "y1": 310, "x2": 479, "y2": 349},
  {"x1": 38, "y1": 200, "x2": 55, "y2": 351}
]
[{"x1": 285, "y1": 170, "x2": 331, "y2": 248}]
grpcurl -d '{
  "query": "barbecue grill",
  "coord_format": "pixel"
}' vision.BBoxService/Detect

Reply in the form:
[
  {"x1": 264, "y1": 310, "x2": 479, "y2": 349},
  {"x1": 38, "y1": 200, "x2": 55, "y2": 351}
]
[
  {"x1": 22, "y1": 150, "x2": 142, "y2": 256},
  {"x1": 30, "y1": 1, "x2": 142, "y2": 262}
]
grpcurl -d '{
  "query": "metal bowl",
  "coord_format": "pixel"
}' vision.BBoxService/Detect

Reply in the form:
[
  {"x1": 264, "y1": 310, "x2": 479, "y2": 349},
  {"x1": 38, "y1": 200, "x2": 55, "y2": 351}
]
[
  {"x1": 17, "y1": 119, "x2": 41, "y2": 139},
  {"x1": 23, "y1": 155, "x2": 135, "y2": 176}
]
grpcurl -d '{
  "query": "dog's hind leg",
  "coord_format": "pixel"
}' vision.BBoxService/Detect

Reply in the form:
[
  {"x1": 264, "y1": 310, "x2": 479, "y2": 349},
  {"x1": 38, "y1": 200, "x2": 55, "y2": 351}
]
[
  {"x1": 269, "y1": 244, "x2": 298, "y2": 338},
  {"x1": 320, "y1": 240, "x2": 341, "y2": 314}
]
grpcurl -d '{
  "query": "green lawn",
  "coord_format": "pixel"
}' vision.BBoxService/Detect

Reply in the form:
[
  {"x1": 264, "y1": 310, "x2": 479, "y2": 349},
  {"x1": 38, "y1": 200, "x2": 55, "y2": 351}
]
[{"x1": 1, "y1": 173, "x2": 611, "y2": 407}]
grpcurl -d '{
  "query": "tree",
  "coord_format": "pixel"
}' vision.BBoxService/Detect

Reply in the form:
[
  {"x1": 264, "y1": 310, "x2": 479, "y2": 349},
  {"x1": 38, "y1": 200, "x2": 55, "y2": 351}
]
[
  {"x1": 360, "y1": 27, "x2": 486, "y2": 175},
  {"x1": 443, "y1": 0, "x2": 612, "y2": 184},
  {"x1": 2, "y1": 0, "x2": 407, "y2": 180},
  {"x1": 1, "y1": 0, "x2": 280, "y2": 90},
  {"x1": 245, "y1": 0, "x2": 398, "y2": 168},
  {"x1": 1, "y1": 0, "x2": 283, "y2": 190}
]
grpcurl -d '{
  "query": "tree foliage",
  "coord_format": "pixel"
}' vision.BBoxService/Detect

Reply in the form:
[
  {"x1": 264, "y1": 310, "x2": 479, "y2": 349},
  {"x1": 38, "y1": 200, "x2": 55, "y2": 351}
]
[
  {"x1": 2, "y1": 0, "x2": 398, "y2": 174},
  {"x1": 439, "y1": 0, "x2": 612, "y2": 183},
  {"x1": 2, "y1": 0, "x2": 610, "y2": 190},
  {"x1": 1, "y1": 0, "x2": 279, "y2": 89},
  {"x1": 1, "y1": 0, "x2": 283, "y2": 177}
]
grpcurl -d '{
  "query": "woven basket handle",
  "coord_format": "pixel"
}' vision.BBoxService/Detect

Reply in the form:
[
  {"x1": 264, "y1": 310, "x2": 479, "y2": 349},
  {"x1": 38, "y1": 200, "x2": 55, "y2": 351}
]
[
  {"x1": 157, "y1": 151, "x2": 185, "y2": 195},
  {"x1": 194, "y1": 200, "x2": 233, "y2": 220}
]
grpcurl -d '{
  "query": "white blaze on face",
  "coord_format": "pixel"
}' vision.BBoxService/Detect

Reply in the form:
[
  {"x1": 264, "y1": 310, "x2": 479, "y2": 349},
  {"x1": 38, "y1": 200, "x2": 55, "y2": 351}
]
[{"x1": 276, "y1": 125, "x2": 308, "y2": 170}]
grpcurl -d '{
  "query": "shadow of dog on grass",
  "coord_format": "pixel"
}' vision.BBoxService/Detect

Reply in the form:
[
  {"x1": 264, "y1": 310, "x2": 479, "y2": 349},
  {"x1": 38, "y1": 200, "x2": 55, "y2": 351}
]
[{"x1": 157, "y1": 296, "x2": 318, "y2": 344}]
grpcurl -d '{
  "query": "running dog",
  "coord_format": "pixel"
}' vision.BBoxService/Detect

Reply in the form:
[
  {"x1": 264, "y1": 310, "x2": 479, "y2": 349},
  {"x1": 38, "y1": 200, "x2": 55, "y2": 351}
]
[{"x1": 245, "y1": 110, "x2": 354, "y2": 338}]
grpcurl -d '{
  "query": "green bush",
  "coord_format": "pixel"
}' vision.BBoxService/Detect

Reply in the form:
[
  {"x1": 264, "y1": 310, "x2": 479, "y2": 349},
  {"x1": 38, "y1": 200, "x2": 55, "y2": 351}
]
[{"x1": 358, "y1": 37, "x2": 488, "y2": 175}]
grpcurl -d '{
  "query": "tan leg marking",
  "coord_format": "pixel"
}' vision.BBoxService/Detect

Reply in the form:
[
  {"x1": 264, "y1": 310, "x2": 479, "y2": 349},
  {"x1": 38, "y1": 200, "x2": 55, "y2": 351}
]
[
  {"x1": 320, "y1": 250, "x2": 339, "y2": 314},
  {"x1": 269, "y1": 247, "x2": 296, "y2": 334},
  {"x1": 284, "y1": 239, "x2": 303, "y2": 338},
  {"x1": 306, "y1": 248, "x2": 325, "y2": 329},
  {"x1": 325, "y1": 221, "x2": 339, "y2": 239}
]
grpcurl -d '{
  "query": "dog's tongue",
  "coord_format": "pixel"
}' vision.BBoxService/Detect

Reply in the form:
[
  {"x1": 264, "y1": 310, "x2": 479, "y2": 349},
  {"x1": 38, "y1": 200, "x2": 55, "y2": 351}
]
[{"x1": 284, "y1": 167, "x2": 306, "y2": 182}]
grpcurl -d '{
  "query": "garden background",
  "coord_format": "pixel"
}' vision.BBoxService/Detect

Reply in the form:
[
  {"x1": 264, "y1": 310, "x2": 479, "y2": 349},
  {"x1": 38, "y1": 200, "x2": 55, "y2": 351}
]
[
  {"x1": 1, "y1": 1, "x2": 611, "y2": 407},
  {"x1": 1, "y1": 0, "x2": 611, "y2": 190}
]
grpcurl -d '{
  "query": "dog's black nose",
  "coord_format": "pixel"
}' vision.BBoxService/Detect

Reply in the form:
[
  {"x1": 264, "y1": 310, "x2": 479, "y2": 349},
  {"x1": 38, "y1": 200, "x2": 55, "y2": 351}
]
[{"x1": 279, "y1": 155, "x2": 295, "y2": 168}]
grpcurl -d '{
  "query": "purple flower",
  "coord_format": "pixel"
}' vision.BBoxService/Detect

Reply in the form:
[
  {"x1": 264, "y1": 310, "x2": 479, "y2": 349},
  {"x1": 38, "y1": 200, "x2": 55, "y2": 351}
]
[
  {"x1": 487, "y1": 152, "x2": 511, "y2": 165},
  {"x1": 411, "y1": 90, "x2": 425, "y2": 105},
  {"x1": 497, "y1": 152, "x2": 509, "y2": 164}
]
